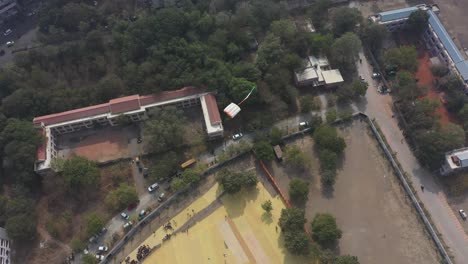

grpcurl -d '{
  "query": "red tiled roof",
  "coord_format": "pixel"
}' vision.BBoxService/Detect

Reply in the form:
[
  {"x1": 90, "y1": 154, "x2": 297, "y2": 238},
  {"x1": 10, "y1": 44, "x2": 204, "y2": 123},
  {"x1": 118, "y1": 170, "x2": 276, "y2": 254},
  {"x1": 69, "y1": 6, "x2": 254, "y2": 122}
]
[
  {"x1": 139, "y1": 86, "x2": 205, "y2": 106},
  {"x1": 33, "y1": 87, "x2": 209, "y2": 126},
  {"x1": 33, "y1": 103, "x2": 110, "y2": 126},
  {"x1": 204, "y1": 94, "x2": 221, "y2": 125},
  {"x1": 109, "y1": 95, "x2": 141, "y2": 114}
]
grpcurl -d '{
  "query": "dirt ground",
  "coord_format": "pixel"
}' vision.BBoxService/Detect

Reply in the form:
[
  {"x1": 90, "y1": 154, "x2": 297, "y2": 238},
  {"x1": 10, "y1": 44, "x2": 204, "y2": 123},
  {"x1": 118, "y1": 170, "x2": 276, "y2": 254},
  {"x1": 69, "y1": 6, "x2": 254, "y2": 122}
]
[
  {"x1": 270, "y1": 121, "x2": 440, "y2": 264},
  {"x1": 56, "y1": 125, "x2": 141, "y2": 162},
  {"x1": 353, "y1": 0, "x2": 409, "y2": 18},
  {"x1": 416, "y1": 50, "x2": 458, "y2": 124}
]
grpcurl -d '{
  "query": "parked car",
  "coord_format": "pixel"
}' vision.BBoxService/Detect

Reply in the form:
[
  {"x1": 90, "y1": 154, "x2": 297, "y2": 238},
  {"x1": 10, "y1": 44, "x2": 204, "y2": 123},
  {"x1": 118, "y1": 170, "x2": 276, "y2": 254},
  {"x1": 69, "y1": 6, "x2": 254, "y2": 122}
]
[
  {"x1": 98, "y1": 246, "x2": 108, "y2": 252},
  {"x1": 232, "y1": 133, "x2": 243, "y2": 140},
  {"x1": 123, "y1": 221, "x2": 133, "y2": 230},
  {"x1": 148, "y1": 183, "x2": 159, "y2": 192},
  {"x1": 3, "y1": 29, "x2": 12, "y2": 36},
  {"x1": 299, "y1": 121, "x2": 309, "y2": 128},
  {"x1": 83, "y1": 249, "x2": 89, "y2": 255},
  {"x1": 6, "y1": 41, "x2": 14, "y2": 47},
  {"x1": 95, "y1": 254, "x2": 104, "y2": 261},
  {"x1": 372, "y1": 72, "x2": 381, "y2": 79},
  {"x1": 120, "y1": 212, "x2": 129, "y2": 220},
  {"x1": 158, "y1": 193, "x2": 166, "y2": 202},
  {"x1": 459, "y1": 209, "x2": 467, "y2": 220},
  {"x1": 138, "y1": 210, "x2": 147, "y2": 220}
]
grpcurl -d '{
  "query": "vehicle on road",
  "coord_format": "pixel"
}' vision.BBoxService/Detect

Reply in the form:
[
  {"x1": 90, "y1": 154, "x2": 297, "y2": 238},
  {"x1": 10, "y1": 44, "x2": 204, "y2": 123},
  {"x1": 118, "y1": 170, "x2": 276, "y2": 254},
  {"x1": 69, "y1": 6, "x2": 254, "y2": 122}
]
[
  {"x1": 459, "y1": 209, "x2": 467, "y2": 220},
  {"x1": 6, "y1": 41, "x2": 14, "y2": 47},
  {"x1": 148, "y1": 183, "x2": 159, "y2": 192},
  {"x1": 3, "y1": 29, "x2": 12, "y2": 36},
  {"x1": 138, "y1": 210, "x2": 147, "y2": 220},
  {"x1": 120, "y1": 212, "x2": 129, "y2": 220},
  {"x1": 158, "y1": 193, "x2": 166, "y2": 202},
  {"x1": 372, "y1": 72, "x2": 381, "y2": 79},
  {"x1": 232, "y1": 133, "x2": 243, "y2": 140},
  {"x1": 98, "y1": 246, "x2": 108, "y2": 252},
  {"x1": 137, "y1": 136, "x2": 142, "y2": 143}
]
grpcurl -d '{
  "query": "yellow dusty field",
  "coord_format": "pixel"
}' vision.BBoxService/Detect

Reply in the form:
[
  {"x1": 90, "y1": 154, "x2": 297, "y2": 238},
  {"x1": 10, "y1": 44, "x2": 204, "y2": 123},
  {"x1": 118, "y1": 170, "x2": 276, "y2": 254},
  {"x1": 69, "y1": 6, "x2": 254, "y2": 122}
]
[{"x1": 130, "y1": 182, "x2": 316, "y2": 264}]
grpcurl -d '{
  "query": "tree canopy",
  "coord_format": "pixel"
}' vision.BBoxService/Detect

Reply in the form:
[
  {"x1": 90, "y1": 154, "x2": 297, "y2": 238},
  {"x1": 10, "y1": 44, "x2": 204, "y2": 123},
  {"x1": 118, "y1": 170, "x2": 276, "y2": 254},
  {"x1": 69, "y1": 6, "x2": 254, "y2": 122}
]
[
  {"x1": 217, "y1": 169, "x2": 258, "y2": 194},
  {"x1": 145, "y1": 107, "x2": 186, "y2": 153},
  {"x1": 384, "y1": 46, "x2": 418, "y2": 72},
  {"x1": 284, "y1": 145, "x2": 309, "y2": 169},
  {"x1": 254, "y1": 140, "x2": 275, "y2": 161},
  {"x1": 331, "y1": 7, "x2": 362, "y2": 36},
  {"x1": 406, "y1": 10, "x2": 429, "y2": 34},
  {"x1": 333, "y1": 255, "x2": 360, "y2": 264},
  {"x1": 85, "y1": 212, "x2": 104, "y2": 237},
  {"x1": 311, "y1": 213, "x2": 342, "y2": 247},
  {"x1": 331, "y1": 32, "x2": 362, "y2": 71},
  {"x1": 313, "y1": 125, "x2": 346, "y2": 154},
  {"x1": 105, "y1": 183, "x2": 139, "y2": 211},
  {"x1": 289, "y1": 178, "x2": 310, "y2": 205},
  {"x1": 279, "y1": 207, "x2": 306, "y2": 232},
  {"x1": 61, "y1": 156, "x2": 100, "y2": 194}
]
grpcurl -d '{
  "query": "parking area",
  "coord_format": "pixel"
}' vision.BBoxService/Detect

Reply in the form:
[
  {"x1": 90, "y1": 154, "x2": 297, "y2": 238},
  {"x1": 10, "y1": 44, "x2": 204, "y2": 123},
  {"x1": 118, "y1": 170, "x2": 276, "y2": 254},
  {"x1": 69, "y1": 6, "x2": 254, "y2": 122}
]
[
  {"x1": 270, "y1": 121, "x2": 440, "y2": 264},
  {"x1": 56, "y1": 125, "x2": 142, "y2": 162}
]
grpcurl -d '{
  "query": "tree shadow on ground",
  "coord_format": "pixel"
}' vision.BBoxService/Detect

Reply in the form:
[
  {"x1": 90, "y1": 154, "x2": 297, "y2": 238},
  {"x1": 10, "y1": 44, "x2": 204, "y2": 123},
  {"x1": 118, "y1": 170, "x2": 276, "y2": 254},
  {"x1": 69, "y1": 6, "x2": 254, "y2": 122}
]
[
  {"x1": 261, "y1": 211, "x2": 273, "y2": 225},
  {"x1": 222, "y1": 186, "x2": 259, "y2": 219},
  {"x1": 321, "y1": 184, "x2": 335, "y2": 199}
]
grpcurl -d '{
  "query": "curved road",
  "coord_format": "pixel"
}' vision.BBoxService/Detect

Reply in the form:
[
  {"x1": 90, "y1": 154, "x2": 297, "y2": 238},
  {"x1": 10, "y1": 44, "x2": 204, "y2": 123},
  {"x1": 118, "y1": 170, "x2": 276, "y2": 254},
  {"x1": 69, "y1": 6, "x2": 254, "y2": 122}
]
[{"x1": 355, "y1": 52, "x2": 468, "y2": 263}]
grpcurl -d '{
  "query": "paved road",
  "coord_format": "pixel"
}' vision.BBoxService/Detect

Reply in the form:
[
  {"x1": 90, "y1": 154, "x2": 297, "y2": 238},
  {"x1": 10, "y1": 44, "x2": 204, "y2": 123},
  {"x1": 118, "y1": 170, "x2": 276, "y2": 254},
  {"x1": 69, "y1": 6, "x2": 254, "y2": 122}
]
[{"x1": 355, "y1": 52, "x2": 468, "y2": 263}]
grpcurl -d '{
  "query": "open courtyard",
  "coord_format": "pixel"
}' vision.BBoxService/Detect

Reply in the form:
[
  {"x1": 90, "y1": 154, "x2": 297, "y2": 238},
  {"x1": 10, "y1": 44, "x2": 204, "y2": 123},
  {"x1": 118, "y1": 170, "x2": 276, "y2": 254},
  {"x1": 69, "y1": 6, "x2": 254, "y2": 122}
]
[
  {"x1": 127, "y1": 181, "x2": 315, "y2": 264},
  {"x1": 270, "y1": 120, "x2": 441, "y2": 264}
]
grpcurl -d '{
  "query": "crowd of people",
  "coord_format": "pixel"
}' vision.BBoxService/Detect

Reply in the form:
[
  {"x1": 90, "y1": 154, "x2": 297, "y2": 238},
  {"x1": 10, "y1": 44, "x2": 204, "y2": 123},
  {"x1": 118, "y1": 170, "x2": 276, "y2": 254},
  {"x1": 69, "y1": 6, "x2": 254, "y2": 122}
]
[{"x1": 136, "y1": 245, "x2": 151, "y2": 261}]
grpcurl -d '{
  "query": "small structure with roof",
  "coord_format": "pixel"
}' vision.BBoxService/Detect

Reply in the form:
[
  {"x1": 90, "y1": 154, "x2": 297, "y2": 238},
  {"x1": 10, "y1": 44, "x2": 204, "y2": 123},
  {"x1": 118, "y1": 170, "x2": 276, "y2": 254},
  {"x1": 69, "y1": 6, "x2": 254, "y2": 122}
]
[
  {"x1": 294, "y1": 55, "x2": 344, "y2": 87},
  {"x1": 273, "y1": 145, "x2": 283, "y2": 161},
  {"x1": 440, "y1": 147, "x2": 468, "y2": 175},
  {"x1": 0, "y1": 227, "x2": 10, "y2": 264}
]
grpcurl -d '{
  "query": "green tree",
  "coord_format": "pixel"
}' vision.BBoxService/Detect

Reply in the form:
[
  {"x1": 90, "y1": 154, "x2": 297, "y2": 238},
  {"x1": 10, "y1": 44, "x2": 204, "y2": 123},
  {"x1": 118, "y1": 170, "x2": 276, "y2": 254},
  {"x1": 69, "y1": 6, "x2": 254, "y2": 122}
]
[
  {"x1": 279, "y1": 207, "x2": 306, "y2": 232},
  {"x1": 228, "y1": 77, "x2": 256, "y2": 104},
  {"x1": 284, "y1": 145, "x2": 309, "y2": 170},
  {"x1": 333, "y1": 255, "x2": 360, "y2": 264},
  {"x1": 145, "y1": 107, "x2": 186, "y2": 153},
  {"x1": 171, "y1": 178, "x2": 188, "y2": 191},
  {"x1": 331, "y1": 32, "x2": 362, "y2": 71},
  {"x1": 331, "y1": 7, "x2": 362, "y2": 36},
  {"x1": 311, "y1": 213, "x2": 342, "y2": 246},
  {"x1": 406, "y1": 10, "x2": 429, "y2": 34},
  {"x1": 149, "y1": 151, "x2": 179, "y2": 181},
  {"x1": 300, "y1": 95, "x2": 320, "y2": 113},
  {"x1": 384, "y1": 46, "x2": 418, "y2": 72},
  {"x1": 261, "y1": 200, "x2": 273, "y2": 214},
  {"x1": 269, "y1": 127, "x2": 283, "y2": 146},
  {"x1": 352, "y1": 80, "x2": 368, "y2": 96},
  {"x1": 284, "y1": 230, "x2": 310, "y2": 255},
  {"x1": 5, "y1": 214, "x2": 36, "y2": 241},
  {"x1": 289, "y1": 178, "x2": 310, "y2": 204},
  {"x1": 105, "y1": 184, "x2": 139, "y2": 211},
  {"x1": 85, "y1": 212, "x2": 104, "y2": 237},
  {"x1": 321, "y1": 170, "x2": 337, "y2": 187},
  {"x1": 430, "y1": 64, "x2": 449, "y2": 78},
  {"x1": 62, "y1": 156, "x2": 100, "y2": 193},
  {"x1": 326, "y1": 110, "x2": 337, "y2": 123},
  {"x1": 360, "y1": 23, "x2": 388, "y2": 54},
  {"x1": 182, "y1": 169, "x2": 201, "y2": 185},
  {"x1": 314, "y1": 125, "x2": 346, "y2": 154},
  {"x1": 318, "y1": 149, "x2": 338, "y2": 172},
  {"x1": 254, "y1": 140, "x2": 275, "y2": 161},
  {"x1": 256, "y1": 33, "x2": 283, "y2": 71},
  {"x1": 459, "y1": 104, "x2": 468, "y2": 123},
  {"x1": 270, "y1": 19, "x2": 297, "y2": 44},
  {"x1": 217, "y1": 169, "x2": 258, "y2": 194}
]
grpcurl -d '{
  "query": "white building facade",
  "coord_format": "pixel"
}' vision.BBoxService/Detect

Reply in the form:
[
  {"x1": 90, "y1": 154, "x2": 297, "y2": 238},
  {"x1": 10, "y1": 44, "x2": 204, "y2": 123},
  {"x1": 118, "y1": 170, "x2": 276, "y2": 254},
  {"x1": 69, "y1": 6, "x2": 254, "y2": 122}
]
[{"x1": 0, "y1": 228, "x2": 10, "y2": 264}]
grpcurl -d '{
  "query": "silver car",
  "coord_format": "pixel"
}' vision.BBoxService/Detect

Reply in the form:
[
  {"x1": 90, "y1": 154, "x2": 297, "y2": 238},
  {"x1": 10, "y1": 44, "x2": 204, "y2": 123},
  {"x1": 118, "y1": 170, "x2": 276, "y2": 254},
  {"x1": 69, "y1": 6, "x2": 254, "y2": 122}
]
[{"x1": 459, "y1": 209, "x2": 467, "y2": 220}]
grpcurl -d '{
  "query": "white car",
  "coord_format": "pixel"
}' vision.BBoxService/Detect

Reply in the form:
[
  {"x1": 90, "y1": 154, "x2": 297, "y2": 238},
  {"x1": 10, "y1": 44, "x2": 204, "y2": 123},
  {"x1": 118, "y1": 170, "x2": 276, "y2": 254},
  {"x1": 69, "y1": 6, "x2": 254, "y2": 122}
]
[
  {"x1": 232, "y1": 133, "x2": 243, "y2": 140},
  {"x1": 6, "y1": 41, "x2": 14, "y2": 47},
  {"x1": 120, "y1": 212, "x2": 129, "y2": 219},
  {"x1": 299, "y1": 121, "x2": 309, "y2": 128},
  {"x1": 123, "y1": 221, "x2": 133, "y2": 229},
  {"x1": 372, "y1": 72, "x2": 381, "y2": 79},
  {"x1": 95, "y1": 254, "x2": 104, "y2": 260},
  {"x1": 3, "y1": 29, "x2": 12, "y2": 36},
  {"x1": 148, "y1": 183, "x2": 159, "y2": 192},
  {"x1": 98, "y1": 246, "x2": 108, "y2": 252},
  {"x1": 459, "y1": 209, "x2": 467, "y2": 220}
]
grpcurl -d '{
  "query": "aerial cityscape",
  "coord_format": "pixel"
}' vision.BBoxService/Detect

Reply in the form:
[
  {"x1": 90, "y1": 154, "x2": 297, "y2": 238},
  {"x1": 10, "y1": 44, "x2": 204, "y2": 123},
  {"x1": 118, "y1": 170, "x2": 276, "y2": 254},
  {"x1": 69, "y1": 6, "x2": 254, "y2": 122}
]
[{"x1": 1, "y1": 0, "x2": 468, "y2": 264}]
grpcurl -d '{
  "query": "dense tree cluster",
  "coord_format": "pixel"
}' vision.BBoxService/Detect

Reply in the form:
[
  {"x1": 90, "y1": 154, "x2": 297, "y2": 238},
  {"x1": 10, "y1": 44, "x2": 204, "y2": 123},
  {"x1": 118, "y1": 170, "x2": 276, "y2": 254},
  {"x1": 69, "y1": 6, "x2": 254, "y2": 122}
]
[
  {"x1": 105, "y1": 183, "x2": 139, "y2": 211},
  {"x1": 311, "y1": 213, "x2": 342, "y2": 247},
  {"x1": 314, "y1": 125, "x2": 346, "y2": 187},
  {"x1": 288, "y1": 178, "x2": 310, "y2": 205},
  {"x1": 217, "y1": 169, "x2": 257, "y2": 194},
  {"x1": 284, "y1": 145, "x2": 309, "y2": 170},
  {"x1": 278, "y1": 207, "x2": 309, "y2": 255}
]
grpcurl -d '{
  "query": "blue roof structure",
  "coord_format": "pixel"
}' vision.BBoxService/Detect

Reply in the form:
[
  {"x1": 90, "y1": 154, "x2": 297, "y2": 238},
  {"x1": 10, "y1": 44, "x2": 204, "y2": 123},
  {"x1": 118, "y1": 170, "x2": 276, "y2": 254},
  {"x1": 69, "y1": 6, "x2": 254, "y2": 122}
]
[
  {"x1": 455, "y1": 61, "x2": 468, "y2": 82},
  {"x1": 379, "y1": 6, "x2": 418, "y2": 22},
  {"x1": 427, "y1": 10, "x2": 465, "y2": 64}
]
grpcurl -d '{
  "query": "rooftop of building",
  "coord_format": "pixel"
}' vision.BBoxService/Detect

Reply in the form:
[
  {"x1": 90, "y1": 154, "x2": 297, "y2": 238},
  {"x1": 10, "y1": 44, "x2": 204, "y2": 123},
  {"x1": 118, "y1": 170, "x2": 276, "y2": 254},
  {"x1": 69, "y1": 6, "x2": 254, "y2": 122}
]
[{"x1": 33, "y1": 87, "x2": 207, "y2": 126}]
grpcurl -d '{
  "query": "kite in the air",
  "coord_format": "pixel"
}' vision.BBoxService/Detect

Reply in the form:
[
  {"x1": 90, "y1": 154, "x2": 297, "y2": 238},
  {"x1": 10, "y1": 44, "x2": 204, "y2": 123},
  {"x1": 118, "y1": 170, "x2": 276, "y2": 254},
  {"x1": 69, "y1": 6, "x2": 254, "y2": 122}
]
[{"x1": 224, "y1": 86, "x2": 256, "y2": 119}]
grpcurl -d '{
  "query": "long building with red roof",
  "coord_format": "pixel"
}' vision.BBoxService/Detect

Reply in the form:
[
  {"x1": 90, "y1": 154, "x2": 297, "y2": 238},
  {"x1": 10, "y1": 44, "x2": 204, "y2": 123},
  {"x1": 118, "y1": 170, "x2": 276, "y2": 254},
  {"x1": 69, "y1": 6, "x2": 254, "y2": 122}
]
[{"x1": 33, "y1": 87, "x2": 223, "y2": 174}]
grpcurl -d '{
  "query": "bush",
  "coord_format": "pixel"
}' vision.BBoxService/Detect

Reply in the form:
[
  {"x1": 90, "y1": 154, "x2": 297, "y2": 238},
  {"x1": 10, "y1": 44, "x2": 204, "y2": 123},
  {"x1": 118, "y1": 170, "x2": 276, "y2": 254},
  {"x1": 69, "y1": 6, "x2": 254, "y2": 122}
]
[
  {"x1": 300, "y1": 95, "x2": 320, "y2": 113},
  {"x1": 321, "y1": 170, "x2": 337, "y2": 187},
  {"x1": 284, "y1": 145, "x2": 309, "y2": 170},
  {"x1": 289, "y1": 178, "x2": 310, "y2": 204},
  {"x1": 326, "y1": 110, "x2": 337, "y2": 123},
  {"x1": 311, "y1": 213, "x2": 342, "y2": 247},
  {"x1": 105, "y1": 183, "x2": 139, "y2": 211},
  {"x1": 270, "y1": 127, "x2": 283, "y2": 145},
  {"x1": 333, "y1": 255, "x2": 360, "y2": 264},
  {"x1": 261, "y1": 200, "x2": 273, "y2": 214}
]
